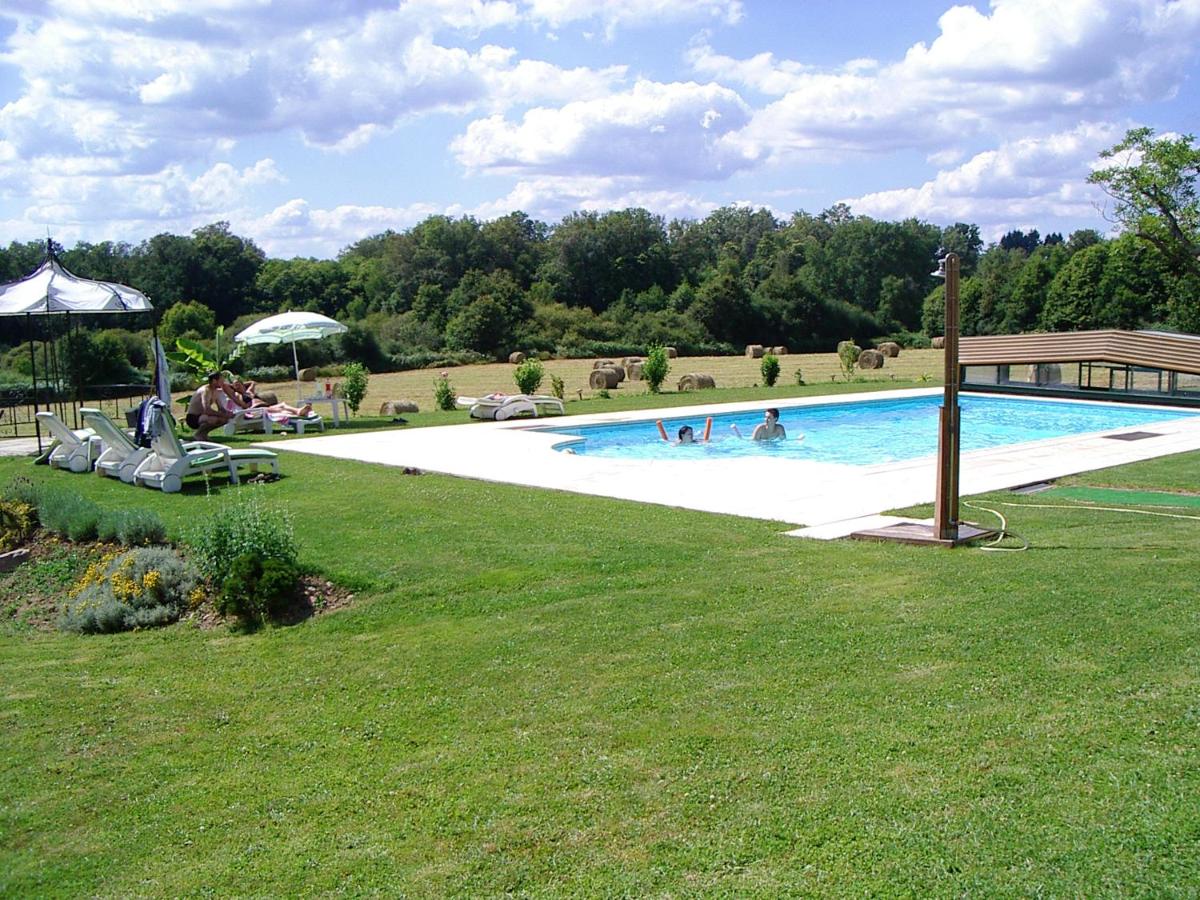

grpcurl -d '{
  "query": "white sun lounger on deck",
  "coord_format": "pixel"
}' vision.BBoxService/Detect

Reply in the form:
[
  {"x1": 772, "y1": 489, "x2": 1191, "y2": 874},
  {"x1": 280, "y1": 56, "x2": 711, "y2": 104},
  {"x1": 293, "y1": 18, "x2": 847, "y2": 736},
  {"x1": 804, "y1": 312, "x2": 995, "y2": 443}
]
[
  {"x1": 133, "y1": 404, "x2": 279, "y2": 493},
  {"x1": 79, "y1": 407, "x2": 151, "y2": 482},
  {"x1": 456, "y1": 393, "x2": 565, "y2": 421},
  {"x1": 35, "y1": 411, "x2": 98, "y2": 473}
]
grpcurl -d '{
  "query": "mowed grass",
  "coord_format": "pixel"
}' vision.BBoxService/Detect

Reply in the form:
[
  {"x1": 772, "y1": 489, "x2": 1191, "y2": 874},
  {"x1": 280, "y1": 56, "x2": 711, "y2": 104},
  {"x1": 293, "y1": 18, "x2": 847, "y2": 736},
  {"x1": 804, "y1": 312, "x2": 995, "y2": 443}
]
[
  {"x1": 1, "y1": 400, "x2": 1199, "y2": 895},
  {"x1": 259, "y1": 348, "x2": 945, "y2": 416}
]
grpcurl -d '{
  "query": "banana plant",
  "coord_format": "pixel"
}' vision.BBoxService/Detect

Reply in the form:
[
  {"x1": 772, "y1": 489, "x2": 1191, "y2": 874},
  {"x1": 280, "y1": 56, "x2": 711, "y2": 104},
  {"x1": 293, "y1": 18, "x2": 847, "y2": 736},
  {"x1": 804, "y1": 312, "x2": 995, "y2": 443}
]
[{"x1": 165, "y1": 325, "x2": 243, "y2": 379}]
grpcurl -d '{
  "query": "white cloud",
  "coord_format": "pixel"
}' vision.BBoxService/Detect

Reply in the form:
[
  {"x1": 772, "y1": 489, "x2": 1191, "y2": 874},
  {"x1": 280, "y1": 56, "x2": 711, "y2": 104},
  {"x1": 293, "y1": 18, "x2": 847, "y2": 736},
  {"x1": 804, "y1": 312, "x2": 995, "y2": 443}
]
[
  {"x1": 845, "y1": 123, "x2": 1123, "y2": 239},
  {"x1": 0, "y1": 0, "x2": 627, "y2": 170},
  {"x1": 452, "y1": 79, "x2": 758, "y2": 180},
  {"x1": 245, "y1": 198, "x2": 443, "y2": 257},
  {"x1": 466, "y1": 174, "x2": 718, "y2": 224},
  {"x1": 696, "y1": 0, "x2": 1200, "y2": 160},
  {"x1": 522, "y1": 0, "x2": 743, "y2": 36}
]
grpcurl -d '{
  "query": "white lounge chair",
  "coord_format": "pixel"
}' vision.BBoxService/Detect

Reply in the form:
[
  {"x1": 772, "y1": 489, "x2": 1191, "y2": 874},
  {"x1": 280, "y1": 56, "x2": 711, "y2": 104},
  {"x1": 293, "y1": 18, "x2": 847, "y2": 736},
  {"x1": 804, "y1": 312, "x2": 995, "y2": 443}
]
[
  {"x1": 35, "y1": 411, "x2": 98, "y2": 473},
  {"x1": 79, "y1": 407, "x2": 152, "y2": 483},
  {"x1": 133, "y1": 406, "x2": 279, "y2": 493},
  {"x1": 221, "y1": 406, "x2": 324, "y2": 437},
  {"x1": 457, "y1": 393, "x2": 565, "y2": 421}
]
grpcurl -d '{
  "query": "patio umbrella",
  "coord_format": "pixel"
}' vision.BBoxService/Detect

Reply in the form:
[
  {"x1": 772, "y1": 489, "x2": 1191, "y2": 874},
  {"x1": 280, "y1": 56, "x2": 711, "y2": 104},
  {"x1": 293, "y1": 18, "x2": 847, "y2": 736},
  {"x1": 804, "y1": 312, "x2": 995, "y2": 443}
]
[{"x1": 234, "y1": 310, "x2": 348, "y2": 402}]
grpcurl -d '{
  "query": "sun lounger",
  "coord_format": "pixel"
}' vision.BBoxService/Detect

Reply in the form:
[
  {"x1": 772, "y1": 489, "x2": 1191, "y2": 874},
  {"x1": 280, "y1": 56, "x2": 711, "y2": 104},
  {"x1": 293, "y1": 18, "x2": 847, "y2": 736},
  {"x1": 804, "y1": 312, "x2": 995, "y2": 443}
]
[
  {"x1": 220, "y1": 401, "x2": 325, "y2": 437},
  {"x1": 133, "y1": 404, "x2": 279, "y2": 493},
  {"x1": 34, "y1": 411, "x2": 99, "y2": 472},
  {"x1": 456, "y1": 393, "x2": 565, "y2": 421},
  {"x1": 79, "y1": 407, "x2": 151, "y2": 482}
]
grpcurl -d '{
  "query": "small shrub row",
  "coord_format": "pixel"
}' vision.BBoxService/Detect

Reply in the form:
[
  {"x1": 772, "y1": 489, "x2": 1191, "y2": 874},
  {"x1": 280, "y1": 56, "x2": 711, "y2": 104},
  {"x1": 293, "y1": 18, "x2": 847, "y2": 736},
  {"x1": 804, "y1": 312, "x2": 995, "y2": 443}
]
[{"x1": 2, "y1": 477, "x2": 167, "y2": 547}]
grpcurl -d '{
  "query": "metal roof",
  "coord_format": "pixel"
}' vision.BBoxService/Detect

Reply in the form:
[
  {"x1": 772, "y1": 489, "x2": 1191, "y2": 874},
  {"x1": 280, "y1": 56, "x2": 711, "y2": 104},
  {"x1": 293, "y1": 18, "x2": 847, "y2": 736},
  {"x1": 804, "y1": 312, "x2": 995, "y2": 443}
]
[{"x1": 959, "y1": 329, "x2": 1200, "y2": 376}]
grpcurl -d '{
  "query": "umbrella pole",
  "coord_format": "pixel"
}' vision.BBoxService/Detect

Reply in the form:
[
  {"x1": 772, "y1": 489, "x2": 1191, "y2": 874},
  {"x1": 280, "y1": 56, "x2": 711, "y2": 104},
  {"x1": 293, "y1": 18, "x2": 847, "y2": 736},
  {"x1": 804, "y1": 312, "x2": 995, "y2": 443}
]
[{"x1": 293, "y1": 341, "x2": 302, "y2": 404}]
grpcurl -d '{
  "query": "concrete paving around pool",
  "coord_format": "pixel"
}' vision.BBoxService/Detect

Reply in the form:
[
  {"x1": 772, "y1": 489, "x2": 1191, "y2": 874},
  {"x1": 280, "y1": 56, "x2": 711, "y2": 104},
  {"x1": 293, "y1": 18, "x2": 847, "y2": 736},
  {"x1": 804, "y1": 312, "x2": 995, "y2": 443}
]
[{"x1": 269, "y1": 388, "x2": 1200, "y2": 539}]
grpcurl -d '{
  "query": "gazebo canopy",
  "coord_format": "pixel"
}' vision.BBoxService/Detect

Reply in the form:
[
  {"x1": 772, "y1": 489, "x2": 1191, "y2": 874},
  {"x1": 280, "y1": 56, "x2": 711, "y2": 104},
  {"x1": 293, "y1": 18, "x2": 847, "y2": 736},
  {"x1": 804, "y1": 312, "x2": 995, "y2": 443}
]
[{"x1": 0, "y1": 256, "x2": 153, "y2": 316}]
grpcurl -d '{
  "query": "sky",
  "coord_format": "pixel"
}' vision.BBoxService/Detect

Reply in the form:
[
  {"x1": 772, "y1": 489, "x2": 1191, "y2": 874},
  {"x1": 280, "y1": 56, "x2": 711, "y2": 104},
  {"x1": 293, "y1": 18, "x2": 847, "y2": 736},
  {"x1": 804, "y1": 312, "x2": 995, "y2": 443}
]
[{"x1": 0, "y1": 0, "x2": 1197, "y2": 260}]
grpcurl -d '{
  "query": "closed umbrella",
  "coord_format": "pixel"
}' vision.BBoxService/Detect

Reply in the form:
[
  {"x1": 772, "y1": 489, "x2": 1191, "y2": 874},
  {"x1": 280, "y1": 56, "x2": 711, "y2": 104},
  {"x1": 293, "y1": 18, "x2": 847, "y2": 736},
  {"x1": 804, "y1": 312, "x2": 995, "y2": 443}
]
[{"x1": 234, "y1": 311, "x2": 348, "y2": 402}]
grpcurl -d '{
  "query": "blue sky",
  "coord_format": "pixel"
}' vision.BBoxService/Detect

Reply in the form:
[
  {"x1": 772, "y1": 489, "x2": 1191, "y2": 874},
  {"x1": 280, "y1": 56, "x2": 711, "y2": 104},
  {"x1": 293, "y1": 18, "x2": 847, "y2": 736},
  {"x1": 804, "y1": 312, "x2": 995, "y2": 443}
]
[{"x1": 0, "y1": 0, "x2": 1197, "y2": 259}]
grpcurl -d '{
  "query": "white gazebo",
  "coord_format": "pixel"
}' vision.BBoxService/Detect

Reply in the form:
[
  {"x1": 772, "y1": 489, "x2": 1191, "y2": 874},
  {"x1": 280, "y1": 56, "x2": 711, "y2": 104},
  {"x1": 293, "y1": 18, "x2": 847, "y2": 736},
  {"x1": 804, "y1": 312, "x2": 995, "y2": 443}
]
[{"x1": 0, "y1": 241, "x2": 156, "y2": 449}]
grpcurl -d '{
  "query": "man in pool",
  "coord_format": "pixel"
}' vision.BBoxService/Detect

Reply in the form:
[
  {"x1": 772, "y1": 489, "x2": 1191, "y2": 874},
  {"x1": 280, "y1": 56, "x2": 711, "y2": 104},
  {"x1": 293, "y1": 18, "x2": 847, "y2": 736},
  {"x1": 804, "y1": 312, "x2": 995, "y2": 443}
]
[{"x1": 751, "y1": 407, "x2": 787, "y2": 441}]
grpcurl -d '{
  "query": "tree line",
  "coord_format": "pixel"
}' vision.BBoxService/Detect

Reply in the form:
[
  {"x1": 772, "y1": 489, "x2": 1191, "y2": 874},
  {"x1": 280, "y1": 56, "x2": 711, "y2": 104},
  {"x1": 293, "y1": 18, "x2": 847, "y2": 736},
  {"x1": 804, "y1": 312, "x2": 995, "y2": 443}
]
[{"x1": 1, "y1": 128, "x2": 1196, "y2": 384}]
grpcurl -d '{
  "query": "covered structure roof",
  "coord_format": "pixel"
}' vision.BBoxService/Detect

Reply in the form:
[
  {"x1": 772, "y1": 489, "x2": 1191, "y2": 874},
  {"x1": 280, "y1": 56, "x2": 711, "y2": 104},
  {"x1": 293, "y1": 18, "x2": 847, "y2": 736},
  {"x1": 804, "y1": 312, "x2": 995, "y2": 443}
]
[
  {"x1": 0, "y1": 257, "x2": 153, "y2": 316},
  {"x1": 960, "y1": 330, "x2": 1200, "y2": 377}
]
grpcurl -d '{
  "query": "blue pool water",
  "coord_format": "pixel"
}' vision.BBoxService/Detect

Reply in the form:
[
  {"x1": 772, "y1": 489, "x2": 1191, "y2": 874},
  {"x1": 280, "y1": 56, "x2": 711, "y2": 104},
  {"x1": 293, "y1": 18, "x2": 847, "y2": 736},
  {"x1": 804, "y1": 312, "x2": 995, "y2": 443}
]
[{"x1": 539, "y1": 394, "x2": 1197, "y2": 466}]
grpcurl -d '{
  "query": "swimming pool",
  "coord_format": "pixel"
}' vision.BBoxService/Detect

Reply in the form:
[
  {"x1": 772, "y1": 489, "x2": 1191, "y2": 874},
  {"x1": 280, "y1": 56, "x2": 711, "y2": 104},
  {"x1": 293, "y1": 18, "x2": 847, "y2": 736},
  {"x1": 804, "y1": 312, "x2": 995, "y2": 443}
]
[{"x1": 540, "y1": 394, "x2": 1199, "y2": 466}]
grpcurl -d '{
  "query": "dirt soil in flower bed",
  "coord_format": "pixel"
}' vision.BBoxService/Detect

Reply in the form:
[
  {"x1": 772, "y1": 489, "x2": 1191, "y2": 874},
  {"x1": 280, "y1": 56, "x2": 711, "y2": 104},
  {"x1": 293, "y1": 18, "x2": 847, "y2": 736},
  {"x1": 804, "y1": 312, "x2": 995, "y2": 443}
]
[{"x1": 0, "y1": 531, "x2": 355, "y2": 633}]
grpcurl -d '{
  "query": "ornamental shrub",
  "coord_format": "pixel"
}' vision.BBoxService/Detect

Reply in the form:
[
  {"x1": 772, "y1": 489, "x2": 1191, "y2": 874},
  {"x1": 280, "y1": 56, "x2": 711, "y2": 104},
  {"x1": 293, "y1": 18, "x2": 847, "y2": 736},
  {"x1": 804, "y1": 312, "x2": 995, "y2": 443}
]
[
  {"x1": 187, "y1": 493, "x2": 297, "y2": 577},
  {"x1": 37, "y1": 488, "x2": 101, "y2": 541},
  {"x1": 341, "y1": 362, "x2": 369, "y2": 414},
  {"x1": 433, "y1": 375, "x2": 457, "y2": 411},
  {"x1": 60, "y1": 546, "x2": 197, "y2": 634},
  {"x1": 837, "y1": 340, "x2": 862, "y2": 381},
  {"x1": 642, "y1": 344, "x2": 670, "y2": 394},
  {"x1": 549, "y1": 373, "x2": 565, "y2": 400},
  {"x1": 0, "y1": 499, "x2": 36, "y2": 551},
  {"x1": 98, "y1": 508, "x2": 168, "y2": 547},
  {"x1": 216, "y1": 552, "x2": 301, "y2": 629},
  {"x1": 513, "y1": 357, "x2": 545, "y2": 395},
  {"x1": 761, "y1": 354, "x2": 781, "y2": 387}
]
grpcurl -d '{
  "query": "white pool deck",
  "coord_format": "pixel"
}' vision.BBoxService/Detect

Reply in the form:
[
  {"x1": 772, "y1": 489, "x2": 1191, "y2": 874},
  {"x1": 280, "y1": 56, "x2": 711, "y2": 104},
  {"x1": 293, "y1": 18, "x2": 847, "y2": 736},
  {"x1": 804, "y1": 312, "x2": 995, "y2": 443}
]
[{"x1": 270, "y1": 388, "x2": 1200, "y2": 539}]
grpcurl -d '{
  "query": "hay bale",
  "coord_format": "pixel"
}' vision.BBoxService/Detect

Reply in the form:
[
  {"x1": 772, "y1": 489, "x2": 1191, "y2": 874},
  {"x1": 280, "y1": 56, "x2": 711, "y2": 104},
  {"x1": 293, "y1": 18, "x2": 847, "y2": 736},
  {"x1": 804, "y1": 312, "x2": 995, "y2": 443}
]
[
  {"x1": 298, "y1": 367, "x2": 319, "y2": 382},
  {"x1": 589, "y1": 368, "x2": 620, "y2": 389},
  {"x1": 858, "y1": 349, "x2": 885, "y2": 369},
  {"x1": 770, "y1": 345, "x2": 789, "y2": 356},
  {"x1": 677, "y1": 373, "x2": 716, "y2": 391},
  {"x1": 257, "y1": 391, "x2": 279, "y2": 405},
  {"x1": 621, "y1": 356, "x2": 644, "y2": 369},
  {"x1": 745, "y1": 344, "x2": 764, "y2": 358},
  {"x1": 877, "y1": 341, "x2": 900, "y2": 358},
  {"x1": 607, "y1": 365, "x2": 626, "y2": 383},
  {"x1": 627, "y1": 362, "x2": 643, "y2": 380},
  {"x1": 379, "y1": 400, "x2": 419, "y2": 415},
  {"x1": 593, "y1": 359, "x2": 616, "y2": 369},
  {"x1": 931, "y1": 336, "x2": 946, "y2": 349},
  {"x1": 508, "y1": 351, "x2": 525, "y2": 364},
  {"x1": 665, "y1": 346, "x2": 678, "y2": 358}
]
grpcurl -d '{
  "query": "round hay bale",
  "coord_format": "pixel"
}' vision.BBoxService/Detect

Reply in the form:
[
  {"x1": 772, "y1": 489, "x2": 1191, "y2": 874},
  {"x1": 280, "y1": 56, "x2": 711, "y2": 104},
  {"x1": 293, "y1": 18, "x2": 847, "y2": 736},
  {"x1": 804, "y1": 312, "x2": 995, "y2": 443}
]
[
  {"x1": 589, "y1": 368, "x2": 620, "y2": 389},
  {"x1": 508, "y1": 351, "x2": 526, "y2": 364},
  {"x1": 298, "y1": 367, "x2": 319, "y2": 382},
  {"x1": 858, "y1": 349, "x2": 885, "y2": 369},
  {"x1": 677, "y1": 373, "x2": 717, "y2": 391},
  {"x1": 665, "y1": 346, "x2": 678, "y2": 358},
  {"x1": 621, "y1": 356, "x2": 644, "y2": 369},
  {"x1": 877, "y1": 341, "x2": 901, "y2": 358},
  {"x1": 770, "y1": 345, "x2": 789, "y2": 356},
  {"x1": 593, "y1": 359, "x2": 616, "y2": 370},
  {"x1": 607, "y1": 365, "x2": 626, "y2": 383},
  {"x1": 257, "y1": 391, "x2": 279, "y2": 405},
  {"x1": 627, "y1": 362, "x2": 643, "y2": 380},
  {"x1": 379, "y1": 400, "x2": 419, "y2": 415},
  {"x1": 745, "y1": 344, "x2": 765, "y2": 358},
  {"x1": 931, "y1": 336, "x2": 946, "y2": 349}
]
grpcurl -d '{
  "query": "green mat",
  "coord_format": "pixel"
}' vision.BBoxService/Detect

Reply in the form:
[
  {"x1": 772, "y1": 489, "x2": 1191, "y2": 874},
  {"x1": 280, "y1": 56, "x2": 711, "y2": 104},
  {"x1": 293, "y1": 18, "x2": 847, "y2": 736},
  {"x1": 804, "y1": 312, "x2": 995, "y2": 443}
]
[{"x1": 1045, "y1": 486, "x2": 1200, "y2": 509}]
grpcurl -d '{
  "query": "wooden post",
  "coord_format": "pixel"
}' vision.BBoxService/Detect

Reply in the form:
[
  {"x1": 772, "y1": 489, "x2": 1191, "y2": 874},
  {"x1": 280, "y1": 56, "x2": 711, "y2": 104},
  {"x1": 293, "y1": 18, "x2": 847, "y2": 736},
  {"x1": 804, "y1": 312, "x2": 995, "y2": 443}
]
[{"x1": 934, "y1": 253, "x2": 961, "y2": 541}]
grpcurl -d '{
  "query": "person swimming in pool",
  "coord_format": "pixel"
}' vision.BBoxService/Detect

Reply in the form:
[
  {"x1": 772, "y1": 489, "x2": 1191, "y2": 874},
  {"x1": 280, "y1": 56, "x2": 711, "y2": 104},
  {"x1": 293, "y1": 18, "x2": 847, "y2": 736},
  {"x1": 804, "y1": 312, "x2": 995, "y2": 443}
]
[
  {"x1": 658, "y1": 418, "x2": 712, "y2": 444},
  {"x1": 752, "y1": 407, "x2": 787, "y2": 441},
  {"x1": 731, "y1": 407, "x2": 800, "y2": 442}
]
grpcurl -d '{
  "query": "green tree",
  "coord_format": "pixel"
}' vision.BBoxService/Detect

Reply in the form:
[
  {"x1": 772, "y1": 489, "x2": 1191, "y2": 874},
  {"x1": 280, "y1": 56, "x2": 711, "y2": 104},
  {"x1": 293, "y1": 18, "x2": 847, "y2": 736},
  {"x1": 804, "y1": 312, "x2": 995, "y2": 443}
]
[
  {"x1": 159, "y1": 300, "x2": 216, "y2": 348},
  {"x1": 1089, "y1": 127, "x2": 1200, "y2": 279}
]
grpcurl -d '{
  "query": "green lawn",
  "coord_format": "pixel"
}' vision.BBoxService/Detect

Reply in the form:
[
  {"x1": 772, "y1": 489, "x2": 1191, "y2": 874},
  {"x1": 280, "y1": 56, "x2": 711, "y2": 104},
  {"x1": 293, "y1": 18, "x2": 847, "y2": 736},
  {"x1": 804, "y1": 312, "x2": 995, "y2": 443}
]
[{"x1": 1, "y1": 403, "x2": 1198, "y2": 895}]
